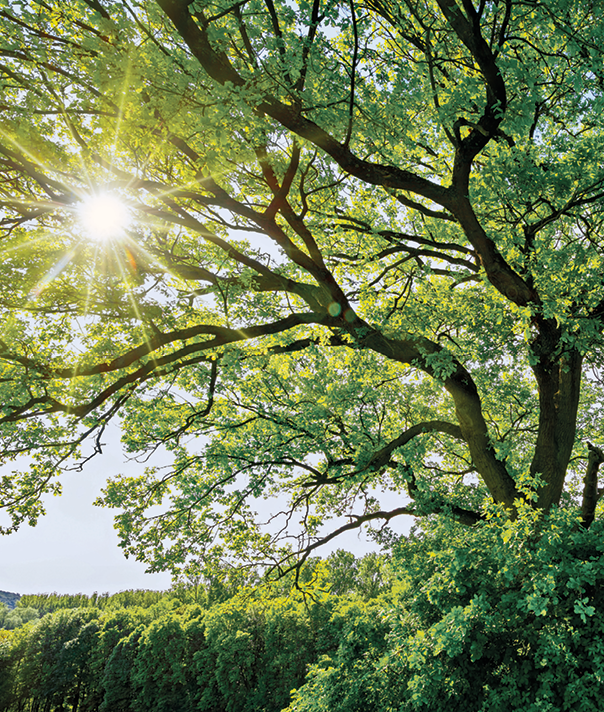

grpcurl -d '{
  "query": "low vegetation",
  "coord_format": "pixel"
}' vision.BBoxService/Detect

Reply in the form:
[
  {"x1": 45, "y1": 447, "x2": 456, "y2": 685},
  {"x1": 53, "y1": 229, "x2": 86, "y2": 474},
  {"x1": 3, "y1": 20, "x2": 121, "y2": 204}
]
[{"x1": 3, "y1": 510, "x2": 604, "y2": 712}]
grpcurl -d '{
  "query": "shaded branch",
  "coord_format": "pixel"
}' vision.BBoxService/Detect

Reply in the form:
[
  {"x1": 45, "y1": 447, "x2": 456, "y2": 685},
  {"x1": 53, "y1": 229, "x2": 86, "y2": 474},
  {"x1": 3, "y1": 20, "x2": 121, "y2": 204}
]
[
  {"x1": 155, "y1": 0, "x2": 451, "y2": 205},
  {"x1": 581, "y1": 442, "x2": 604, "y2": 529},
  {"x1": 0, "y1": 313, "x2": 325, "y2": 422},
  {"x1": 366, "y1": 420, "x2": 464, "y2": 471}
]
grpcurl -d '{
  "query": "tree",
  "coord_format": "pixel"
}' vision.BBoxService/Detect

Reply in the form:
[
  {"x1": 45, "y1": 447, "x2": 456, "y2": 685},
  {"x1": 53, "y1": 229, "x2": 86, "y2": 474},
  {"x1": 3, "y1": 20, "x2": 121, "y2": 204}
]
[
  {"x1": 1, "y1": 0, "x2": 604, "y2": 578},
  {"x1": 288, "y1": 509, "x2": 604, "y2": 712},
  {"x1": 5, "y1": 608, "x2": 100, "y2": 712},
  {"x1": 132, "y1": 613, "x2": 193, "y2": 712},
  {"x1": 0, "y1": 606, "x2": 39, "y2": 630}
]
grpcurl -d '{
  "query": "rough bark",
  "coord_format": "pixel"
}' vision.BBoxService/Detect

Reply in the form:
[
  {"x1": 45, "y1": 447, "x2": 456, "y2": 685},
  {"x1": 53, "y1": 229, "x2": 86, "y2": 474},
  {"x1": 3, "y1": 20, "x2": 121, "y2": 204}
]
[
  {"x1": 581, "y1": 443, "x2": 604, "y2": 529},
  {"x1": 530, "y1": 342, "x2": 583, "y2": 510}
]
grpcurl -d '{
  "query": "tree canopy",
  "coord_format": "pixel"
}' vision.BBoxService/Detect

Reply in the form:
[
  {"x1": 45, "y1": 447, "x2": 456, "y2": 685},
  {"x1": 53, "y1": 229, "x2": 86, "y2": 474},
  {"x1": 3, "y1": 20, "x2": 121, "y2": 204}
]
[{"x1": 1, "y1": 0, "x2": 604, "y2": 578}]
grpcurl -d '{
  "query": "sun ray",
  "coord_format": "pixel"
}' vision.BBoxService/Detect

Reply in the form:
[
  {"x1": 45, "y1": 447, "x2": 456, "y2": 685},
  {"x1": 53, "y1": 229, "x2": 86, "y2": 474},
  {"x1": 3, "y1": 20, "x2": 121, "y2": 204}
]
[
  {"x1": 29, "y1": 249, "x2": 77, "y2": 299},
  {"x1": 65, "y1": 242, "x2": 105, "y2": 404},
  {"x1": 0, "y1": 233, "x2": 57, "y2": 257},
  {"x1": 50, "y1": 90, "x2": 96, "y2": 193},
  {"x1": 81, "y1": 241, "x2": 102, "y2": 318},
  {"x1": 112, "y1": 54, "x2": 133, "y2": 159},
  {"x1": 110, "y1": 240, "x2": 160, "y2": 373},
  {"x1": 119, "y1": 233, "x2": 200, "y2": 285},
  {"x1": 0, "y1": 130, "x2": 85, "y2": 204}
]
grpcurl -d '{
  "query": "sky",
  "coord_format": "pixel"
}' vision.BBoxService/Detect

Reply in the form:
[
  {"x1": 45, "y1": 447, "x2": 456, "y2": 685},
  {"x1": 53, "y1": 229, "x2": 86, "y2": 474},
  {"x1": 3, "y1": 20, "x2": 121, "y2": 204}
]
[
  {"x1": 0, "y1": 204, "x2": 415, "y2": 598},
  {"x1": 1, "y1": 423, "x2": 413, "y2": 597},
  {"x1": 0, "y1": 424, "x2": 172, "y2": 597}
]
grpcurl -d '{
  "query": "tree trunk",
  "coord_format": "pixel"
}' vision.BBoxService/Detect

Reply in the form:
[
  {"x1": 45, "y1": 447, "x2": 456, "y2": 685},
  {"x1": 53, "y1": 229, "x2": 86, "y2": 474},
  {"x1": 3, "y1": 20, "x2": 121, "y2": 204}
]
[{"x1": 530, "y1": 333, "x2": 582, "y2": 509}]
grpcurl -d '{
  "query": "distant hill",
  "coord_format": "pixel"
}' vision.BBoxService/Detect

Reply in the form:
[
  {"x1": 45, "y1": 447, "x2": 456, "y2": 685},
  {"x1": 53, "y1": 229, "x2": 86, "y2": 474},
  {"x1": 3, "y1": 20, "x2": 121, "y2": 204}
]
[{"x1": 0, "y1": 590, "x2": 20, "y2": 609}]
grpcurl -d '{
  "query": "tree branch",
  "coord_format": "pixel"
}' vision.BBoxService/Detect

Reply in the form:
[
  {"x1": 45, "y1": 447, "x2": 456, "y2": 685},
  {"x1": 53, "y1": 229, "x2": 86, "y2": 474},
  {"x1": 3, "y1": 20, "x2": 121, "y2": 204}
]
[
  {"x1": 581, "y1": 442, "x2": 604, "y2": 529},
  {"x1": 154, "y1": 0, "x2": 451, "y2": 205},
  {"x1": 365, "y1": 420, "x2": 464, "y2": 471}
]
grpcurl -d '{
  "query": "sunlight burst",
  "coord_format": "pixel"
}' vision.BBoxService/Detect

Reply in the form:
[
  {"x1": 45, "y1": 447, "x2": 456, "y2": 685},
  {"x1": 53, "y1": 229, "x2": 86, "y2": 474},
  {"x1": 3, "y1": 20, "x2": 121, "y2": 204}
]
[{"x1": 77, "y1": 193, "x2": 131, "y2": 241}]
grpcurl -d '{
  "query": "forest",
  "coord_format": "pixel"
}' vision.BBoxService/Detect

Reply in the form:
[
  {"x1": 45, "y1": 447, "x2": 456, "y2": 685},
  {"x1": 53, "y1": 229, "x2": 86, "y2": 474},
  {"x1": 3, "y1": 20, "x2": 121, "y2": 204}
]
[
  {"x1": 2, "y1": 0, "x2": 604, "y2": 708},
  {"x1": 1, "y1": 553, "x2": 395, "y2": 712},
  {"x1": 2, "y1": 531, "x2": 604, "y2": 712}
]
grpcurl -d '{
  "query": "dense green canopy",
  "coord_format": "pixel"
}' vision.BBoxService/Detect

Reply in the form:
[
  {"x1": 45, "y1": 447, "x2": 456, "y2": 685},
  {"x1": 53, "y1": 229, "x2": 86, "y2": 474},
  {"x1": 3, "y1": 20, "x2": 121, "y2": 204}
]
[{"x1": 1, "y1": 0, "x2": 604, "y2": 577}]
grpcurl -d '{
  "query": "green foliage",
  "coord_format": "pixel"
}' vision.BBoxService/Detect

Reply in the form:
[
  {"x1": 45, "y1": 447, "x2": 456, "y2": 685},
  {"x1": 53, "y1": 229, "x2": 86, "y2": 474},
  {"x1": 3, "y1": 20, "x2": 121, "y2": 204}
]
[
  {"x1": 4, "y1": 1, "x2": 604, "y2": 706},
  {"x1": 1, "y1": 0, "x2": 604, "y2": 578},
  {"x1": 196, "y1": 595, "x2": 320, "y2": 712},
  {"x1": 288, "y1": 598, "x2": 398, "y2": 712},
  {"x1": 290, "y1": 511, "x2": 604, "y2": 712},
  {"x1": 0, "y1": 603, "x2": 39, "y2": 630},
  {"x1": 100, "y1": 624, "x2": 146, "y2": 712},
  {"x1": 325, "y1": 550, "x2": 392, "y2": 599},
  {"x1": 0, "y1": 630, "x2": 17, "y2": 712},
  {"x1": 0, "y1": 553, "x2": 394, "y2": 712},
  {"x1": 4, "y1": 535, "x2": 604, "y2": 712},
  {"x1": 131, "y1": 613, "x2": 193, "y2": 712},
  {"x1": 18, "y1": 590, "x2": 172, "y2": 616},
  {"x1": 6, "y1": 608, "x2": 101, "y2": 712},
  {"x1": 388, "y1": 510, "x2": 604, "y2": 711}
]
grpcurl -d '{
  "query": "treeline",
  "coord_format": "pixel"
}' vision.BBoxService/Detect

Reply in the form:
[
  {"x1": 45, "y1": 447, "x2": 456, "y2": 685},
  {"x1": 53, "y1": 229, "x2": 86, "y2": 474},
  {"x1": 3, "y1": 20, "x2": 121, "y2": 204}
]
[
  {"x1": 0, "y1": 594, "x2": 392, "y2": 712},
  {"x1": 3, "y1": 513, "x2": 604, "y2": 712},
  {"x1": 14, "y1": 549, "x2": 390, "y2": 618},
  {"x1": 17, "y1": 589, "x2": 170, "y2": 616},
  {"x1": 0, "y1": 588, "x2": 170, "y2": 631},
  {"x1": 0, "y1": 552, "x2": 392, "y2": 712}
]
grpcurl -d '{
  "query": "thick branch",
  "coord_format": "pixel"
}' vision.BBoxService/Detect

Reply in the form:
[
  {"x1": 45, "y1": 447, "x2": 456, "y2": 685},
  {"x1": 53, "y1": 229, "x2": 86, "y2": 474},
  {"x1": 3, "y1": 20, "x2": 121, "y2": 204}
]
[
  {"x1": 436, "y1": 0, "x2": 507, "y2": 172},
  {"x1": 352, "y1": 326, "x2": 519, "y2": 508},
  {"x1": 0, "y1": 313, "x2": 325, "y2": 422},
  {"x1": 154, "y1": 0, "x2": 539, "y2": 315},
  {"x1": 581, "y1": 442, "x2": 604, "y2": 529},
  {"x1": 449, "y1": 195, "x2": 537, "y2": 306},
  {"x1": 366, "y1": 420, "x2": 464, "y2": 471},
  {"x1": 154, "y1": 0, "x2": 450, "y2": 205}
]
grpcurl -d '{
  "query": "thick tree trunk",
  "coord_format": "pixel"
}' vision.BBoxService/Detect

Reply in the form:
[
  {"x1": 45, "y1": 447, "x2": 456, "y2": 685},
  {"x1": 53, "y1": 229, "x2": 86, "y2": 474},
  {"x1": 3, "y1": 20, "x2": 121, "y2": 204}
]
[{"x1": 530, "y1": 340, "x2": 582, "y2": 510}]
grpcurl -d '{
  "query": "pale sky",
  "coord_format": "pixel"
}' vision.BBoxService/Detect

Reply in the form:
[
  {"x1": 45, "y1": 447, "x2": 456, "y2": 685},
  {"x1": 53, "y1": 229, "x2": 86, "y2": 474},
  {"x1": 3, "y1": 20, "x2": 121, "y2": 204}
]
[
  {"x1": 1, "y1": 424, "x2": 412, "y2": 597},
  {"x1": 0, "y1": 425, "x2": 172, "y2": 596}
]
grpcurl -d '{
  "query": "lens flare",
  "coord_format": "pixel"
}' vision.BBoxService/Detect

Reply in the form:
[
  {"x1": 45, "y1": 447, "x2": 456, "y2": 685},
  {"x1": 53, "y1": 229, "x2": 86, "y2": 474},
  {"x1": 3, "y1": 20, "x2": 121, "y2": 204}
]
[{"x1": 77, "y1": 193, "x2": 131, "y2": 241}]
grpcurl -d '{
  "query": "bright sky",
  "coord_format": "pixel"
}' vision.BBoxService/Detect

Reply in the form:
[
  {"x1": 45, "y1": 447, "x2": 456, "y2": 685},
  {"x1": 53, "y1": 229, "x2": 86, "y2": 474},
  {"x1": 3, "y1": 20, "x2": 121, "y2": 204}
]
[
  {"x1": 1, "y1": 199, "x2": 173, "y2": 596},
  {"x1": 0, "y1": 202, "x2": 413, "y2": 597},
  {"x1": 0, "y1": 425, "x2": 172, "y2": 596},
  {"x1": 1, "y1": 421, "x2": 413, "y2": 597}
]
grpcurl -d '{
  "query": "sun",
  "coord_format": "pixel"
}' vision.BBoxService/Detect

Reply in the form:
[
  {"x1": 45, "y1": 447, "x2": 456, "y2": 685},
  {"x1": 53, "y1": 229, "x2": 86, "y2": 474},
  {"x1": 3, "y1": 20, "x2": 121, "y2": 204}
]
[{"x1": 77, "y1": 193, "x2": 131, "y2": 241}]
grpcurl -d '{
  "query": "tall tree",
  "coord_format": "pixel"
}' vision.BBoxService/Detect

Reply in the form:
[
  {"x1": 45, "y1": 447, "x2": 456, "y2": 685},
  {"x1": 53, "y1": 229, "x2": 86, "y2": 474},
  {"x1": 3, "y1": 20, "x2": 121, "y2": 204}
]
[{"x1": 1, "y1": 0, "x2": 604, "y2": 577}]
